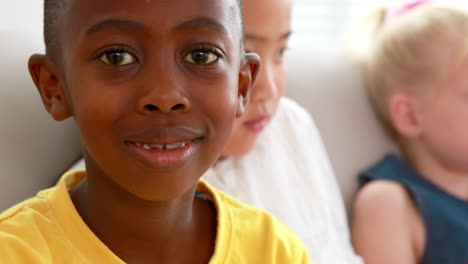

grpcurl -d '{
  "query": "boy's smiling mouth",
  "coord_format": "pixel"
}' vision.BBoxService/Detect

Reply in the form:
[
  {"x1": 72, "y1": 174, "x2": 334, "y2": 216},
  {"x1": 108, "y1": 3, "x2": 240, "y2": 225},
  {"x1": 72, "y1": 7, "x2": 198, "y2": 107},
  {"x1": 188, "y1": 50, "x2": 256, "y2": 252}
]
[
  {"x1": 126, "y1": 137, "x2": 203, "y2": 169},
  {"x1": 122, "y1": 125, "x2": 206, "y2": 170}
]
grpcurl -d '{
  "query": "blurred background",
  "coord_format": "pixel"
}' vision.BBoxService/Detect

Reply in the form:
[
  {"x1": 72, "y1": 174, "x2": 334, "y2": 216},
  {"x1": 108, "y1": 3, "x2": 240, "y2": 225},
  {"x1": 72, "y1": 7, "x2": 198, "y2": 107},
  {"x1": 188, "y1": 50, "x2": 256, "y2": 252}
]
[{"x1": 292, "y1": 0, "x2": 384, "y2": 47}]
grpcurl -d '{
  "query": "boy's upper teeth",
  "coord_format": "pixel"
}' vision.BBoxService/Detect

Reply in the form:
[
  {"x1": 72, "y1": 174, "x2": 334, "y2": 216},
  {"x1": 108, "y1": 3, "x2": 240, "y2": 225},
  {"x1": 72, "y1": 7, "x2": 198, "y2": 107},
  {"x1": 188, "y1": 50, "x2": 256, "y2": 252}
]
[
  {"x1": 143, "y1": 144, "x2": 151, "y2": 150},
  {"x1": 136, "y1": 141, "x2": 188, "y2": 150},
  {"x1": 165, "y1": 142, "x2": 187, "y2": 149}
]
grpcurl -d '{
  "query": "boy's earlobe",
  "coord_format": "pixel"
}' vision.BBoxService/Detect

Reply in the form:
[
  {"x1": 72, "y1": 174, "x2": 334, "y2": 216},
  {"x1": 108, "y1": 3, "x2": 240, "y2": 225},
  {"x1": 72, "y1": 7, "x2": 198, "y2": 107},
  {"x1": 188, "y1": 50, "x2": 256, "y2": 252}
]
[
  {"x1": 389, "y1": 93, "x2": 422, "y2": 138},
  {"x1": 236, "y1": 52, "x2": 261, "y2": 117},
  {"x1": 28, "y1": 54, "x2": 72, "y2": 121}
]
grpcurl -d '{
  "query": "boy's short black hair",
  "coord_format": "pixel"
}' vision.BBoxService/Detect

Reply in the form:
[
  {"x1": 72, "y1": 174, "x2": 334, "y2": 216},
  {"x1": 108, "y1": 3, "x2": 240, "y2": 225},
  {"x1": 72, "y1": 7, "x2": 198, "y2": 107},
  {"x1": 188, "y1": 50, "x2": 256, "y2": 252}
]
[
  {"x1": 43, "y1": 0, "x2": 66, "y2": 56},
  {"x1": 43, "y1": 0, "x2": 244, "y2": 56}
]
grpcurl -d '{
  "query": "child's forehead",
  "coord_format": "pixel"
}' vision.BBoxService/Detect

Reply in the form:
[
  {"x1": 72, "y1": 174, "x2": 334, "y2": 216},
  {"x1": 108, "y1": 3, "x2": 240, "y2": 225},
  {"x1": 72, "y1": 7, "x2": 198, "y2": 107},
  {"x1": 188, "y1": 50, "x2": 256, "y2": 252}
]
[
  {"x1": 64, "y1": 0, "x2": 241, "y2": 38},
  {"x1": 68, "y1": 0, "x2": 238, "y2": 14}
]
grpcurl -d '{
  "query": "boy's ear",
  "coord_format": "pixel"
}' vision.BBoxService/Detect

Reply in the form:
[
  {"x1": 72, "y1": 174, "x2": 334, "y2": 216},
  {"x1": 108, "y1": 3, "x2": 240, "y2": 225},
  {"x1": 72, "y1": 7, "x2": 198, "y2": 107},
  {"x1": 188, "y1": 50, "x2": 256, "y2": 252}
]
[
  {"x1": 389, "y1": 93, "x2": 423, "y2": 138},
  {"x1": 236, "y1": 52, "x2": 260, "y2": 117},
  {"x1": 28, "y1": 54, "x2": 72, "y2": 121}
]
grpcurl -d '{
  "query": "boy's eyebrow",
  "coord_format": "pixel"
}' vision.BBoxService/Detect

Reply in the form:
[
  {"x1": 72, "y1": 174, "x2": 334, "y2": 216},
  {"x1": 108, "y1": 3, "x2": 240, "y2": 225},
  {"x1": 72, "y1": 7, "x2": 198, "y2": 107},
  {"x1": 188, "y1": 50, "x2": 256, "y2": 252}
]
[
  {"x1": 245, "y1": 31, "x2": 292, "y2": 42},
  {"x1": 175, "y1": 17, "x2": 228, "y2": 36},
  {"x1": 86, "y1": 19, "x2": 147, "y2": 36},
  {"x1": 86, "y1": 17, "x2": 228, "y2": 37}
]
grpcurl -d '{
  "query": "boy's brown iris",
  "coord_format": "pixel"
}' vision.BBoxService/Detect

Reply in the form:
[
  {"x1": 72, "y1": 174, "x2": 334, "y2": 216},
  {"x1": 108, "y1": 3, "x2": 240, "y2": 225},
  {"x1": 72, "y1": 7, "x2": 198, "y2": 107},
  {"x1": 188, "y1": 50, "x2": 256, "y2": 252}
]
[
  {"x1": 107, "y1": 51, "x2": 126, "y2": 65},
  {"x1": 191, "y1": 51, "x2": 212, "y2": 64}
]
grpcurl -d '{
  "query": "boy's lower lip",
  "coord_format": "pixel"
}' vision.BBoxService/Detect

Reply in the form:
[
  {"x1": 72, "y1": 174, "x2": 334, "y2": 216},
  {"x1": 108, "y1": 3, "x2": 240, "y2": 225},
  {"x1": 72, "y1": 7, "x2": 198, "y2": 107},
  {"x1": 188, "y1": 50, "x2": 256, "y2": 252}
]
[{"x1": 126, "y1": 138, "x2": 202, "y2": 169}]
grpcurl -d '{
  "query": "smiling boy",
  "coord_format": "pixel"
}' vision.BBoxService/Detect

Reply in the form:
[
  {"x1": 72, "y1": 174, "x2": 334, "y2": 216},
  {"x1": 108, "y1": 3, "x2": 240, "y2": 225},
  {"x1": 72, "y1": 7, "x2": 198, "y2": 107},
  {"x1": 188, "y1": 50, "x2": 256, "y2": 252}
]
[{"x1": 0, "y1": 0, "x2": 310, "y2": 263}]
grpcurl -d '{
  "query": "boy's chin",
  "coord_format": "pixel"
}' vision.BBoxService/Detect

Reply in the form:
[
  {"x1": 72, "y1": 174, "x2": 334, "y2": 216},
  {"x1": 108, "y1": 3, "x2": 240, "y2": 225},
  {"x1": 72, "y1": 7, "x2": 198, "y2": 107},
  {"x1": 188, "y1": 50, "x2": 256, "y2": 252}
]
[{"x1": 84, "y1": 155, "x2": 208, "y2": 202}]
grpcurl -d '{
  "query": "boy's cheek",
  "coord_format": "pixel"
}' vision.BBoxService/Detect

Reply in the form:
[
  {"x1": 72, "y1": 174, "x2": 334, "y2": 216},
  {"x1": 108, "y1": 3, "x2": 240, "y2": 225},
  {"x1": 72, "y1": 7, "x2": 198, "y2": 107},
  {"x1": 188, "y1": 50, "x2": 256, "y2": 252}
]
[
  {"x1": 67, "y1": 85, "x2": 127, "y2": 138},
  {"x1": 196, "y1": 79, "x2": 239, "y2": 114}
]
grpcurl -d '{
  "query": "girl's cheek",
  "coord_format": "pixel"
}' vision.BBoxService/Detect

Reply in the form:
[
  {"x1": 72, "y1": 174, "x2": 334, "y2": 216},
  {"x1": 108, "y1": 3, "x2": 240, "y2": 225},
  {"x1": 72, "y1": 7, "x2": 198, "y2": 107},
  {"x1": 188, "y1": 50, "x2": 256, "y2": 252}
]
[{"x1": 275, "y1": 66, "x2": 287, "y2": 96}]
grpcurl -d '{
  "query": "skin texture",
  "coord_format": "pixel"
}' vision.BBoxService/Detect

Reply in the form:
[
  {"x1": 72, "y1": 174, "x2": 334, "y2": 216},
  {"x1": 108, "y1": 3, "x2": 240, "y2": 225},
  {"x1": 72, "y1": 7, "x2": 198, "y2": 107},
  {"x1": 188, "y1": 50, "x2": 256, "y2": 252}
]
[
  {"x1": 28, "y1": 0, "x2": 259, "y2": 263},
  {"x1": 222, "y1": 0, "x2": 292, "y2": 156},
  {"x1": 352, "y1": 39, "x2": 468, "y2": 264}
]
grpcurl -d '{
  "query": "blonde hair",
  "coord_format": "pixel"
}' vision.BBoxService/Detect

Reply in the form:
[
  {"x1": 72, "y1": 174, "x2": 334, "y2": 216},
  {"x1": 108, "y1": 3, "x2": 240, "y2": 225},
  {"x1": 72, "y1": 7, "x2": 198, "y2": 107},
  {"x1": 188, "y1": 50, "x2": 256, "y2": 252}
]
[{"x1": 346, "y1": 4, "x2": 468, "y2": 139}]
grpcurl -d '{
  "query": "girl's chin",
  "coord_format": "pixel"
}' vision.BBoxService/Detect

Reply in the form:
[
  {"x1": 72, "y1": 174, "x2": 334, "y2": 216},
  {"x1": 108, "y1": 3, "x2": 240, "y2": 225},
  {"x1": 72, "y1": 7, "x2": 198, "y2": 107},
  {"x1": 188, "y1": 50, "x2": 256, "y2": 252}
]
[{"x1": 222, "y1": 134, "x2": 258, "y2": 157}]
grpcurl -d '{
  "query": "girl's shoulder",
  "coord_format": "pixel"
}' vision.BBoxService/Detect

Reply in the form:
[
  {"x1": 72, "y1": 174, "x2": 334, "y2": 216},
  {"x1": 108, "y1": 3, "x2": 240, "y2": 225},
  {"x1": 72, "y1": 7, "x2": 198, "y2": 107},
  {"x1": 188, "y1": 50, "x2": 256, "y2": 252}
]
[
  {"x1": 272, "y1": 97, "x2": 318, "y2": 137},
  {"x1": 353, "y1": 180, "x2": 425, "y2": 262}
]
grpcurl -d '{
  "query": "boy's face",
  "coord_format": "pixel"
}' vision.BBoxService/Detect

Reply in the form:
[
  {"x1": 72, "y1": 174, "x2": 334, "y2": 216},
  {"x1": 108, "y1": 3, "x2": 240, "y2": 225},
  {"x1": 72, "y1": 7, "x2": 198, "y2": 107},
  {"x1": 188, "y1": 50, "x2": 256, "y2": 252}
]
[{"x1": 31, "y1": 0, "x2": 258, "y2": 200}]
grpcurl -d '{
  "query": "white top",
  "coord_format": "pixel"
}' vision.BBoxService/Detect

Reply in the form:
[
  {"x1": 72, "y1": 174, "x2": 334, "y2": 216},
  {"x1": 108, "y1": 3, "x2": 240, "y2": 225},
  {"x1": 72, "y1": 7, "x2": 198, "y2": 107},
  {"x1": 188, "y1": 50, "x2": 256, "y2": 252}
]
[{"x1": 203, "y1": 97, "x2": 362, "y2": 264}]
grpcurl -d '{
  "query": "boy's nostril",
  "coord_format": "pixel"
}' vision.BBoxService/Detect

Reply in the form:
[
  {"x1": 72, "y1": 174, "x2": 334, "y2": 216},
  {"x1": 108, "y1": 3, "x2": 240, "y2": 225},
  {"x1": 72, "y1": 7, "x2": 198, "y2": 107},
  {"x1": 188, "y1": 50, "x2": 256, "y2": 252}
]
[
  {"x1": 143, "y1": 104, "x2": 185, "y2": 112},
  {"x1": 144, "y1": 104, "x2": 159, "y2": 111},
  {"x1": 171, "y1": 104, "x2": 185, "y2": 111}
]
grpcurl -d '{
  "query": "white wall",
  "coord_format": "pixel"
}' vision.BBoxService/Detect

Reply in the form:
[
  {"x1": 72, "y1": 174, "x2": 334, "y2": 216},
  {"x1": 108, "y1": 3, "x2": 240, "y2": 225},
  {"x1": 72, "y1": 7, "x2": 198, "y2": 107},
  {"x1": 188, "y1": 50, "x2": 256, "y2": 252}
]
[
  {"x1": 1, "y1": 1, "x2": 44, "y2": 51},
  {"x1": 0, "y1": 2, "x2": 82, "y2": 210}
]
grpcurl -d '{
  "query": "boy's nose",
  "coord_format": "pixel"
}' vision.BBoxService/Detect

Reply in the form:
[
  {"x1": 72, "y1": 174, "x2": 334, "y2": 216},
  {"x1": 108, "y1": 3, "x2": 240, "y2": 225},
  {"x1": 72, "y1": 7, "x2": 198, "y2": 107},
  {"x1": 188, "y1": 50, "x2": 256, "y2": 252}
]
[
  {"x1": 136, "y1": 78, "x2": 191, "y2": 114},
  {"x1": 141, "y1": 100, "x2": 190, "y2": 113},
  {"x1": 138, "y1": 93, "x2": 191, "y2": 114}
]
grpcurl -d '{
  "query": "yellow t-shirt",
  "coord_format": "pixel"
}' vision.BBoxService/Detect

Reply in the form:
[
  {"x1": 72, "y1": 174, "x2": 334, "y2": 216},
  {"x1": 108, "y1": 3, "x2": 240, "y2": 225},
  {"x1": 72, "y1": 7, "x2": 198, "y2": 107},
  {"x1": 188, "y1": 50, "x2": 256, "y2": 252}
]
[{"x1": 0, "y1": 170, "x2": 310, "y2": 263}]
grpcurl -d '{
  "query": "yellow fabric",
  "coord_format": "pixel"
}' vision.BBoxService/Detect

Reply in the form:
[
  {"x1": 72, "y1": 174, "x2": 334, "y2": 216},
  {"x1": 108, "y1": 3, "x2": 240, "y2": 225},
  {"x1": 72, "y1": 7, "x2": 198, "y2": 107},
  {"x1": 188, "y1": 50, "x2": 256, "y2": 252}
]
[{"x1": 0, "y1": 170, "x2": 310, "y2": 263}]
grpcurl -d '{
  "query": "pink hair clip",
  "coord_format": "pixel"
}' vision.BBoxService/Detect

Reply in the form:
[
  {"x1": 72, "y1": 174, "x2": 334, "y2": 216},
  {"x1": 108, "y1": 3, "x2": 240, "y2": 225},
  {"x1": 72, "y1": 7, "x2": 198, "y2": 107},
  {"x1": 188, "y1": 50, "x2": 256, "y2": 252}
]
[{"x1": 387, "y1": 0, "x2": 432, "y2": 18}]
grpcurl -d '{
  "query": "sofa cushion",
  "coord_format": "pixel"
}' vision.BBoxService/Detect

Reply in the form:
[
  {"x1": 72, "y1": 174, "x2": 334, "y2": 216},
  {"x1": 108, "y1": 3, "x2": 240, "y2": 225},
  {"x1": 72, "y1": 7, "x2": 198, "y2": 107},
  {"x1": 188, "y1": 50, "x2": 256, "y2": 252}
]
[{"x1": 285, "y1": 44, "x2": 398, "y2": 211}]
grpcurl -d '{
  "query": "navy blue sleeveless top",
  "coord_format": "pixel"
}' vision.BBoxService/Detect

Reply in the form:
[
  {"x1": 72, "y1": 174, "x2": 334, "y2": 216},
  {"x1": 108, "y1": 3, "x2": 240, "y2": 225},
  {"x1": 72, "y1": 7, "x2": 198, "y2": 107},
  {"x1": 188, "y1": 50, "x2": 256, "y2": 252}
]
[{"x1": 360, "y1": 154, "x2": 468, "y2": 264}]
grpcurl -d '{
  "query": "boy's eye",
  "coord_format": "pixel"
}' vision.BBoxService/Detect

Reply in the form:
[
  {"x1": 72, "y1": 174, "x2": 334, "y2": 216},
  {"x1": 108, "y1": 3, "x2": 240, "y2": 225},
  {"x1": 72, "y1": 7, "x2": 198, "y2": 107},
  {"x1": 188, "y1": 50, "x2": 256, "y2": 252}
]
[
  {"x1": 99, "y1": 51, "x2": 136, "y2": 66},
  {"x1": 184, "y1": 51, "x2": 218, "y2": 65}
]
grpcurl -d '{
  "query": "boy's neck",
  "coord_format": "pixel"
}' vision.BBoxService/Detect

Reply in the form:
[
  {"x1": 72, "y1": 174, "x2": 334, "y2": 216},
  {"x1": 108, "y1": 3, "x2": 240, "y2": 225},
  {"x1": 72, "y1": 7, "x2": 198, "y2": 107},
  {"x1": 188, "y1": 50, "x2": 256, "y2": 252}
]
[
  {"x1": 69, "y1": 163, "x2": 217, "y2": 263},
  {"x1": 406, "y1": 144, "x2": 468, "y2": 201}
]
